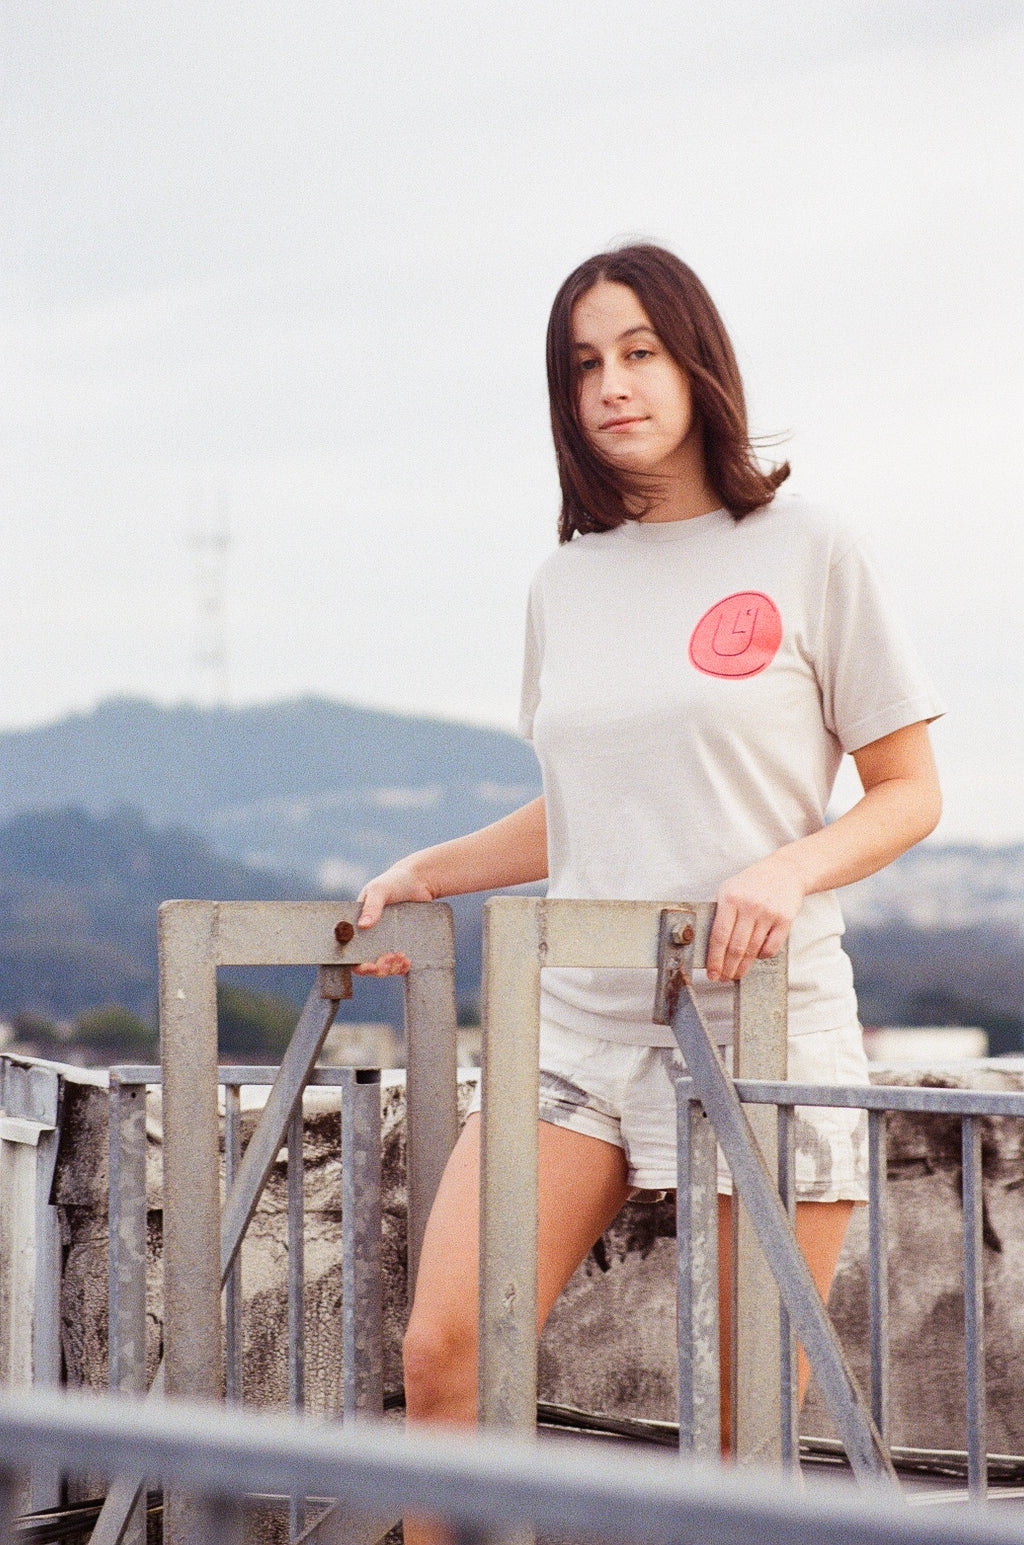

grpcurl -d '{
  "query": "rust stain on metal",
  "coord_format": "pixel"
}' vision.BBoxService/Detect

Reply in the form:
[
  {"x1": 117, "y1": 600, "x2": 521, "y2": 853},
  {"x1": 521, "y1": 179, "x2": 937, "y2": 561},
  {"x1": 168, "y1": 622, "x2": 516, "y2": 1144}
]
[
  {"x1": 333, "y1": 919, "x2": 355, "y2": 945},
  {"x1": 663, "y1": 961, "x2": 690, "y2": 1023}
]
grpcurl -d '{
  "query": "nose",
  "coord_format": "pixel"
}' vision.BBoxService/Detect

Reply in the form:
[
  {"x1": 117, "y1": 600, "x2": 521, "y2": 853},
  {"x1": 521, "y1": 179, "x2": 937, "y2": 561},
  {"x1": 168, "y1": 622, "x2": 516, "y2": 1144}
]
[{"x1": 599, "y1": 359, "x2": 630, "y2": 402}]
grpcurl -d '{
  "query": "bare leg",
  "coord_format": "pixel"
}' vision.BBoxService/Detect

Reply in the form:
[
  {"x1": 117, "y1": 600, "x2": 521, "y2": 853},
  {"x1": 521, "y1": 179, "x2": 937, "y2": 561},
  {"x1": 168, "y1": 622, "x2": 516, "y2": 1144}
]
[
  {"x1": 402, "y1": 1113, "x2": 631, "y2": 1545},
  {"x1": 717, "y1": 1195, "x2": 854, "y2": 1453}
]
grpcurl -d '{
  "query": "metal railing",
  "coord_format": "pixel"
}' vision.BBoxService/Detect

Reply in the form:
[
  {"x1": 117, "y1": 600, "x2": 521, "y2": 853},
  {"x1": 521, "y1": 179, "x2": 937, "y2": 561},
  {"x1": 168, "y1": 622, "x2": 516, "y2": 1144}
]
[
  {"x1": 478, "y1": 897, "x2": 1024, "y2": 1500},
  {"x1": 4, "y1": 894, "x2": 1022, "y2": 1541},
  {"x1": 672, "y1": 1074, "x2": 1010, "y2": 1496},
  {"x1": 3, "y1": 1384, "x2": 1024, "y2": 1545},
  {"x1": 107, "y1": 1061, "x2": 386, "y2": 1543}
]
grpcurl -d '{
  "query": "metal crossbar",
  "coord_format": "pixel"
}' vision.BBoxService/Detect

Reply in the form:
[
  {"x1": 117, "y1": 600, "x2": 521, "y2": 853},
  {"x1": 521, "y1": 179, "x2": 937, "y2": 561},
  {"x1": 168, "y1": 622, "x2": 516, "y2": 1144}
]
[{"x1": 3, "y1": 1386, "x2": 1024, "y2": 1545}]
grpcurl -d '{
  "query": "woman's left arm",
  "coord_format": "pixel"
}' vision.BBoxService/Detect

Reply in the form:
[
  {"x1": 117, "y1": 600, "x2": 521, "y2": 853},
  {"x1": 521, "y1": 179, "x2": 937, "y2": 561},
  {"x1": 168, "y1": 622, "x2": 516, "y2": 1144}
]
[{"x1": 705, "y1": 720, "x2": 941, "y2": 983}]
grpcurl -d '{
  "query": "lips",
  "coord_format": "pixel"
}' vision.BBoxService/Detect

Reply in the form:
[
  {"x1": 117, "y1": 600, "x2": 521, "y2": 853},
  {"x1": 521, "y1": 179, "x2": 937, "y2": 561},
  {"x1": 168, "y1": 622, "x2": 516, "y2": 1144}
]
[{"x1": 600, "y1": 416, "x2": 647, "y2": 430}]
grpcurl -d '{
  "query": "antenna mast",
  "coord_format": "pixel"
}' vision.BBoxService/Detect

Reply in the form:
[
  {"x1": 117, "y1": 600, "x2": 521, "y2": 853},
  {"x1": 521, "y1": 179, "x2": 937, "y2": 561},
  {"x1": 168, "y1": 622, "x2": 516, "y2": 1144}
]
[{"x1": 190, "y1": 491, "x2": 232, "y2": 707}]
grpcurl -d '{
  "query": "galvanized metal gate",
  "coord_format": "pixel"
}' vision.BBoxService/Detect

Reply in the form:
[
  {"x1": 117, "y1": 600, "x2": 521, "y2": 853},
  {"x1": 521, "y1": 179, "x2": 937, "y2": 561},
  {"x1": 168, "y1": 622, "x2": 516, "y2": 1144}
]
[
  {"x1": 81, "y1": 894, "x2": 1019, "y2": 1543},
  {"x1": 479, "y1": 896, "x2": 1005, "y2": 1500},
  {"x1": 94, "y1": 898, "x2": 459, "y2": 1545},
  {"x1": 478, "y1": 896, "x2": 792, "y2": 1463}
]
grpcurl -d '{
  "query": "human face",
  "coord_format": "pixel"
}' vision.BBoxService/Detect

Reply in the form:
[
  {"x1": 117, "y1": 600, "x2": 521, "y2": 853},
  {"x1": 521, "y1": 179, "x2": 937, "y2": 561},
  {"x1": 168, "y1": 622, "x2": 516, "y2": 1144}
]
[{"x1": 571, "y1": 280, "x2": 708, "y2": 503}]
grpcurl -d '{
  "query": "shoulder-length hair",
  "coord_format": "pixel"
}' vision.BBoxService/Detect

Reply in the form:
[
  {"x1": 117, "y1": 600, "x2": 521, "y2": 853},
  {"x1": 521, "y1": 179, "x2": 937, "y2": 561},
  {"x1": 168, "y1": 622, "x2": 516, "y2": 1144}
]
[{"x1": 546, "y1": 243, "x2": 790, "y2": 542}]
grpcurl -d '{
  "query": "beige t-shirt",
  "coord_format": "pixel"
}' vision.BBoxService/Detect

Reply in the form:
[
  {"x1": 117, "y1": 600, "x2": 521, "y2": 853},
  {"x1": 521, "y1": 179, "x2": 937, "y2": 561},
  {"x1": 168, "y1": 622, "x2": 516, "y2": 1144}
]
[{"x1": 520, "y1": 498, "x2": 944, "y2": 1046}]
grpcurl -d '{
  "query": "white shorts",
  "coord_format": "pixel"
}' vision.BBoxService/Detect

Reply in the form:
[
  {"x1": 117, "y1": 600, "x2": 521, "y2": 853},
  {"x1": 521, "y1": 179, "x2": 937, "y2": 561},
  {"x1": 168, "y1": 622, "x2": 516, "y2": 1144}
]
[{"x1": 467, "y1": 1017, "x2": 870, "y2": 1202}]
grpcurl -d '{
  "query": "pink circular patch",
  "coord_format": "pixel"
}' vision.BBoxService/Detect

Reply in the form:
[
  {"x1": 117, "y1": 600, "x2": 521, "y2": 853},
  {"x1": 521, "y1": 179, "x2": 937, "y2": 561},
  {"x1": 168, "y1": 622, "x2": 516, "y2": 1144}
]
[{"x1": 688, "y1": 591, "x2": 782, "y2": 678}]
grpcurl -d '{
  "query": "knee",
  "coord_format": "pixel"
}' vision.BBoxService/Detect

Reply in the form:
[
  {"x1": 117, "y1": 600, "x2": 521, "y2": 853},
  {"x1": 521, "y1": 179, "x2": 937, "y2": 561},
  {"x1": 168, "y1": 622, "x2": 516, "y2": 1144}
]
[{"x1": 402, "y1": 1313, "x2": 477, "y2": 1418}]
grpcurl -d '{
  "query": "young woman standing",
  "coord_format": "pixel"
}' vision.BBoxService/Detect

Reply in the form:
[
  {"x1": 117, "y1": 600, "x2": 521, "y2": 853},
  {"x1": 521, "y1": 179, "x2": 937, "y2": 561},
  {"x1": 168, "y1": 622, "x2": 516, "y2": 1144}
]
[{"x1": 355, "y1": 245, "x2": 942, "y2": 1511}]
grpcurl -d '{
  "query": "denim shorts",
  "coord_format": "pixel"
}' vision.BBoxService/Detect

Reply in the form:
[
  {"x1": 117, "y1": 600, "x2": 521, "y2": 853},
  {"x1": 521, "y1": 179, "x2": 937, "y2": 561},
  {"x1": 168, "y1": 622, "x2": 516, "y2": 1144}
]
[{"x1": 466, "y1": 1017, "x2": 869, "y2": 1201}]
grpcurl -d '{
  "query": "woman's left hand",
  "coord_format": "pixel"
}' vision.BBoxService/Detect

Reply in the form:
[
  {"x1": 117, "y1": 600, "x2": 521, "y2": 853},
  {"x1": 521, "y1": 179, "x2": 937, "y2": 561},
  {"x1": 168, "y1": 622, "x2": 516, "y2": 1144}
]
[{"x1": 705, "y1": 854, "x2": 806, "y2": 982}]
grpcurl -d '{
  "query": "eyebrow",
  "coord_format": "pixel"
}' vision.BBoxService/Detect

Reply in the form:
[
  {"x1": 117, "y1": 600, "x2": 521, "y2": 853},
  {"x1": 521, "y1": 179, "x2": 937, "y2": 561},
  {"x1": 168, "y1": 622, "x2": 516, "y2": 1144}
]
[{"x1": 573, "y1": 325, "x2": 658, "y2": 351}]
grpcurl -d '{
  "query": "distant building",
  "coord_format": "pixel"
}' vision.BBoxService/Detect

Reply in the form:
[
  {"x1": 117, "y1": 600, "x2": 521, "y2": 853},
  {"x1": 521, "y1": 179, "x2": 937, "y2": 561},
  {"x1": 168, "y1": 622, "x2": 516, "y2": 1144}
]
[{"x1": 863, "y1": 1024, "x2": 988, "y2": 1064}]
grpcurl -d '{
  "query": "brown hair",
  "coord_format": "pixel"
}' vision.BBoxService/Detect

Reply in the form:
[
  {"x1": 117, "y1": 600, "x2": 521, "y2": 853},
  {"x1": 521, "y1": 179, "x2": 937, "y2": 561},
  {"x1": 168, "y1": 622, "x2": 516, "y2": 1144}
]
[{"x1": 546, "y1": 243, "x2": 790, "y2": 542}]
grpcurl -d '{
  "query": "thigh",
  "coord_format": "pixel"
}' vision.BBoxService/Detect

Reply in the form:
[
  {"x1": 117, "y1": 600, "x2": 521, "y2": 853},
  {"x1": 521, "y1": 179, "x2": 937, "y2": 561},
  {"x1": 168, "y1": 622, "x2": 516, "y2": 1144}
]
[{"x1": 409, "y1": 1113, "x2": 632, "y2": 1341}]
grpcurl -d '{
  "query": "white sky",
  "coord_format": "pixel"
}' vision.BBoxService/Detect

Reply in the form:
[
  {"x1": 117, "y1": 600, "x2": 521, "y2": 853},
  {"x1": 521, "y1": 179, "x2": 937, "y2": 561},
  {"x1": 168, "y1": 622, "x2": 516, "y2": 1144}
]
[{"x1": 1, "y1": 2, "x2": 1022, "y2": 841}]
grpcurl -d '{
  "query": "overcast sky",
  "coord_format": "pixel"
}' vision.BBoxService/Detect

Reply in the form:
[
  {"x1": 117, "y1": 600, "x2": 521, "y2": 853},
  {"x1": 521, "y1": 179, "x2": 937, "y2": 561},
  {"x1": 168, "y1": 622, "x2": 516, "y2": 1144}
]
[{"x1": 2, "y1": 1, "x2": 1021, "y2": 842}]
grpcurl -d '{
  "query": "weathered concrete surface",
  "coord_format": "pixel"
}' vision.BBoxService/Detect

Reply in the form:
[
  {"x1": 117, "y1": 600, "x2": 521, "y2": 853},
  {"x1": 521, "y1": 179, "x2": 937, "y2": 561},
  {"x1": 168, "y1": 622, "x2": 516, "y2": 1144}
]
[{"x1": 53, "y1": 1065, "x2": 1024, "y2": 1478}]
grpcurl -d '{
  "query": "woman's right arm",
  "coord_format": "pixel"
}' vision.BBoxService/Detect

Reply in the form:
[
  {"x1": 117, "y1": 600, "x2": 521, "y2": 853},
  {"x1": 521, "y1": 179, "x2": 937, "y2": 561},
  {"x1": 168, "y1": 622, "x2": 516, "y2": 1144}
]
[{"x1": 353, "y1": 796, "x2": 547, "y2": 973}]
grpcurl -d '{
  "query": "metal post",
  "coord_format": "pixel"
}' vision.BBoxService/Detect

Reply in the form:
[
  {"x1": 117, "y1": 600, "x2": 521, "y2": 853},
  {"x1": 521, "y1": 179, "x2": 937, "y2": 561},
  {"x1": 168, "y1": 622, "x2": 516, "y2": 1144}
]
[
  {"x1": 674, "y1": 1082, "x2": 720, "y2": 1458},
  {"x1": 287, "y1": 1102, "x2": 307, "y2": 1416},
  {"x1": 0, "y1": 1059, "x2": 63, "y2": 1515},
  {"x1": 342, "y1": 1069, "x2": 383, "y2": 1420},
  {"x1": 159, "y1": 900, "x2": 221, "y2": 1545},
  {"x1": 732, "y1": 955, "x2": 787, "y2": 1465},
  {"x1": 224, "y1": 1083, "x2": 243, "y2": 1404},
  {"x1": 108, "y1": 1076, "x2": 149, "y2": 1545},
  {"x1": 776, "y1": 1103, "x2": 798, "y2": 1468},
  {"x1": 478, "y1": 898, "x2": 542, "y2": 1431},
  {"x1": 404, "y1": 931, "x2": 459, "y2": 1296},
  {"x1": 868, "y1": 1109, "x2": 890, "y2": 1444},
  {"x1": 962, "y1": 1115, "x2": 987, "y2": 1499},
  {"x1": 288, "y1": 1103, "x2": 306, "y2": 1539}
]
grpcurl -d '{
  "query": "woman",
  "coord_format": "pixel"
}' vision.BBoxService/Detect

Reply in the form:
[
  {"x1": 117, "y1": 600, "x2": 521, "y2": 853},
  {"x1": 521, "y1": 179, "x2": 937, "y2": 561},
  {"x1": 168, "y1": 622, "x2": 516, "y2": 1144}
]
[{"x1": 355, "y1": 245, "x2": 942, "y2": 1484}]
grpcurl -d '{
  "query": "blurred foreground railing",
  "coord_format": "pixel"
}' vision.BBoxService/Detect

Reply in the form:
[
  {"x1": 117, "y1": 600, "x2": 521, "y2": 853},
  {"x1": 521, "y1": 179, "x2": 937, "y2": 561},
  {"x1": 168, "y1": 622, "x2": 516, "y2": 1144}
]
[{"x1": 2, "y1": 1385, "x2": 1023, "y2": 1545}]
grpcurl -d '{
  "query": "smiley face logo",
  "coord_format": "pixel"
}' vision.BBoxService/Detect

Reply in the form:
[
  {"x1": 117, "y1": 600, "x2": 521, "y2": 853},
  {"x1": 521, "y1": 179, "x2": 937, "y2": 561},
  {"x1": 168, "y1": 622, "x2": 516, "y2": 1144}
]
[{"x1": 688, "y1": 591, "x2": 782, "y2": 678}]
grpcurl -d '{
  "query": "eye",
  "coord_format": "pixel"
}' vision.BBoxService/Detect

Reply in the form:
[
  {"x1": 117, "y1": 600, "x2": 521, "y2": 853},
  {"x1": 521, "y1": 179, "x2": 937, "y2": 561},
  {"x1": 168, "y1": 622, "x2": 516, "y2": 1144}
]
[
  {"x1": 629, "y1": 347, "x2": 654, "y2": 360},
  {"x1": 577, "y1": 357, "x2": 600, "y2": 373}
]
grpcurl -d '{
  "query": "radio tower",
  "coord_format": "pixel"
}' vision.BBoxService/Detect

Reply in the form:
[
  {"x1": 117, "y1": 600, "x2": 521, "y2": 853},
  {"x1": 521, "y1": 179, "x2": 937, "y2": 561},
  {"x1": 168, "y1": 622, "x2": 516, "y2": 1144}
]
[{"x1": 190, "y1": 491, "x2": 232, "y2": 707}]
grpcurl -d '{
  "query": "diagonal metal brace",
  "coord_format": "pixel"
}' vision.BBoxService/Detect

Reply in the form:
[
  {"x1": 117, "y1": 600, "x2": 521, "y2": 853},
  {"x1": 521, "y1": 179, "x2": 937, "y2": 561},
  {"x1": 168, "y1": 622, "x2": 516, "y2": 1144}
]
[
  {"x1": 91, "y1": 968, "x2": 347, "y2": 1545},
  {"x1": 654, "y1": 910, "x2": 896, "y2": 1485}
]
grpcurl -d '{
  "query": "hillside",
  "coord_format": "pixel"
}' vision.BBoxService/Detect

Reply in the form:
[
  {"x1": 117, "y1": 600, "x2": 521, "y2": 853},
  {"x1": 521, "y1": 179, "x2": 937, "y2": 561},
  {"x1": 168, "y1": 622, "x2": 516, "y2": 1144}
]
[
  {"x1": 0, "y1": 805, "x2": 407, "y2": 1027},
  {"x1": 0, "y1": 696, "x2": 542, "y2": 890},
  {"x1": 0, "y1": 698, "x2": 1020, "y2": 1048}
]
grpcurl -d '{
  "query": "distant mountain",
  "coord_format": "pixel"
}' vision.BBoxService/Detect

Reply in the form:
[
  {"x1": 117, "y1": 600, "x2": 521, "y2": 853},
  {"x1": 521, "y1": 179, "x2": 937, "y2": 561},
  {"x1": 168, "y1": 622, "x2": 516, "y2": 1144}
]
[
  {"x1": 840, "y1": 842, "x2": 1024, "y2": 932},
  {"x1": 0, "y1": 697, "x2": 541, "y2": 890},
  {"x1": 0, "y1": 804, "x2": 407, "y2": 1026},
  {"x1": 0, "y1": 698, "x2": 1020, "y2": 1048}
]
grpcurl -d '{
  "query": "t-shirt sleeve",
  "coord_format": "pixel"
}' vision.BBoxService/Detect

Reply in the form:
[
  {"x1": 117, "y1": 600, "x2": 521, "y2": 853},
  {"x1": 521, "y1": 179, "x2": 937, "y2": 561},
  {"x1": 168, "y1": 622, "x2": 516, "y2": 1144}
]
[
  {"x1": 818, "y1": 536, "x2": 945, "y2": 753},
  {"x1": 518, "y1": 584, "x2": 542, "y2": 740}
]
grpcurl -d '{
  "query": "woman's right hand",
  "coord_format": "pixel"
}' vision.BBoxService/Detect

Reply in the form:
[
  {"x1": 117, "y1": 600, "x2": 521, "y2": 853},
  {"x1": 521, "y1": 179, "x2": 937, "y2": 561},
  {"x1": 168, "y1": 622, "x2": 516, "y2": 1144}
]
[{"x1": 352, "y1": 861, "x2": 434, "y2": 975}]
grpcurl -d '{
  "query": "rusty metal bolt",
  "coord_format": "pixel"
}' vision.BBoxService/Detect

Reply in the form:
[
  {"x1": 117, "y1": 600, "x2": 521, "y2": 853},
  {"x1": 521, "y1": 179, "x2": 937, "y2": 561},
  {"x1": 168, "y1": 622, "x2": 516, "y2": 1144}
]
[
  {"x1": 334, "y1": 919, "x2": 355, "y2": 945},
  {"x1": 669, "y1": 921, "x2": 695, "y2": 947}
]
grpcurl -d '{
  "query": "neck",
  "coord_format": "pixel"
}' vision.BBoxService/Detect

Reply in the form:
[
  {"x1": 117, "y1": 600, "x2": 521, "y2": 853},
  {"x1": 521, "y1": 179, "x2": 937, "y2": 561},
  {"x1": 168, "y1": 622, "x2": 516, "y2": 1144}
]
[
  {"x1": 636, "y1": 438, "x2": 720, "y2": 523},
  {"x1": 638, "y1": 465, "x2": 721, "y2": 523}
]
